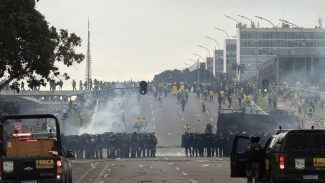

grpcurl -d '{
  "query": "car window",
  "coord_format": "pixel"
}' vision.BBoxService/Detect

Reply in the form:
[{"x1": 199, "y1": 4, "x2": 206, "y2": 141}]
[
  {"x1": 288, "y1": 133, "x2": 309, "y2": 151},
  {"x1": 237, "y1": 138, "x2": 249, "y2": 153},
  {"x1": 312, "y1": 133, "x2": 325, "y2": 151},
  {"x1": 269, "y1": 134, "x2": 285, "y2": 152}
]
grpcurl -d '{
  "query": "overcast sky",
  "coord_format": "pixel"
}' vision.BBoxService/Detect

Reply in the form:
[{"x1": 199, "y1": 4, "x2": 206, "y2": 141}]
[{"x1": 36, "y1": 0, "x2": 325, "y2": 84}]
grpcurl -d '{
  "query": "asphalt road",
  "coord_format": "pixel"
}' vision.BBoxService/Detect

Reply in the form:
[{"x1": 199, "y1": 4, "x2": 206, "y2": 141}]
[
  {"x1": 72, "y1": 156, "x2": 246, "y2": 183},
  {"x1": 71, "y1": 92, "x2": 261, "y2": 182}
]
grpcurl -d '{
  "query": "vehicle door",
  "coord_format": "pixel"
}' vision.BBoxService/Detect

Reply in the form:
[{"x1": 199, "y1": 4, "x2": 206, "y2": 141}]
[
  {"x1": 230, "y1": 135, "x2": 250, "y2": 177},
  {"x1": 286, "y1": 132, "x2": 325, "y2": 181}
]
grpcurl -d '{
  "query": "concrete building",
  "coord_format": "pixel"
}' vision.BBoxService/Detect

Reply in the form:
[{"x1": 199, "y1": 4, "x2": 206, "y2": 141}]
[
  {"x1": 215, "y1": 50, "x2": 224, "y2": 77},
  {"x1": 236, "y1": 26, "x2": 325, "y2": 82},
  {"x1": 206, "y1": 57, "x2": 214, "y2": 76},
  {"x1": 224, "y1": 39, "x2": 237, "y2": 79}
]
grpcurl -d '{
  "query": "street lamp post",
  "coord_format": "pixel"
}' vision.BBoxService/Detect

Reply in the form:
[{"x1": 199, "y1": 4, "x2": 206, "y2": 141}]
[
  {"x1": 255, "y1": 16, "x2": 276, "y2": 29},
  {"x1": 194, "y1": 54, "x2": 205, "y2": 83},
  {"x1": 205, "y1": 36, "x2": 220, "y2": 50},
  {"x1": 197, "y1": 45, "x2": 211, "y2": 83},
  {"x1": 205, "y1": 36, "x2": 220, "y2": 79},
  {"x1": 197, "y1": 45, "x2": 211, "y2": 57},
  {"x1": 215, "y1": 27, "x2": 230, "y2": 39},
  {"x1": 224, "y1": 15, "x2": 240, "y2": 24},
  {"x1": 255, "y1": 16, "x2": 278, "y2": 85},
  {"x1": 238, "y1": 15, "x2": 255, "y2": 28},
  {"x1": 279, "y1": 19, "x2": 300, "y2": 28}
]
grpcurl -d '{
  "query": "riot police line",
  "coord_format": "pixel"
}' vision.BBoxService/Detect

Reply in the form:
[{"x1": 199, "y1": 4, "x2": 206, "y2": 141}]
[
  {"x1": 181, "y1": 132, "x2": 234, "y2": 157},
  {"x1": 62, "y1": 132, "x2": 157, "y2": 159}
]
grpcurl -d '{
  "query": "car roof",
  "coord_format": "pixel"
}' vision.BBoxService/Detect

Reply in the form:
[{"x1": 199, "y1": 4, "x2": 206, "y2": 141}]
[{"x1": 276, "y1": 129, "x2": 325, "y2": 136}]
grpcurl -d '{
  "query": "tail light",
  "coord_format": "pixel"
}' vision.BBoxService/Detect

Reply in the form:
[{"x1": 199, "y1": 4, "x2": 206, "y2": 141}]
[
  {"x1": 56, "y1": 160, "x2": 62, "y2": 179},
  {"x1": 279, "y1": 155, "x2": 285, "y2": 172}
]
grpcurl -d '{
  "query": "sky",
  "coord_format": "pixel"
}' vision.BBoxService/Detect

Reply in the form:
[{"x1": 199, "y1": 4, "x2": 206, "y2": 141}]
[{"x1": 36, "y1": 0, "x2": 325, "y2": 85}]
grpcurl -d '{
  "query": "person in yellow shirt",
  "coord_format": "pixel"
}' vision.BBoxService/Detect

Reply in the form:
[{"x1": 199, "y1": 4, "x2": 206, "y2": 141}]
[
  {"x1": 209, "y1": 90, "x2": 214, "y2": 101},
  {"x1": 172, "y1": 85, "x2": 177, "y2": 95},
  {"x1": 133, "y1": 117, "x2": 141, "y2": 133}
]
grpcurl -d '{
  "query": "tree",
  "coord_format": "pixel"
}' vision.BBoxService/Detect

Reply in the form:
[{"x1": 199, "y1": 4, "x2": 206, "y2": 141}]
[
  {"x1": 153, "y1": 69, "x2": 184, "y2": 83},
  {"x1": 0, "y1": 0, "x2": 85, "y2": 92}
]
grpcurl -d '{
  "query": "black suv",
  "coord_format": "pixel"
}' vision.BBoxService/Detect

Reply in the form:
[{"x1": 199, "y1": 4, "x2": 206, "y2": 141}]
[{"x1": 231, "y1": 129, "x2": 325, "y2": 183}]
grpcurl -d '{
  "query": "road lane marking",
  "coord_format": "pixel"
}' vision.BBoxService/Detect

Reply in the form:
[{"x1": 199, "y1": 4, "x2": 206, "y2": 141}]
[
  {"x1": 210, "y1": 118, "x2": 213, "y2": 122},
  {"x1": 181, "y1": 172, "x2": 188, "y2": 176},
  {"x1": 152, "y1": 111, "x2": 154, "y2": 114},
  {"x1": 179, "y1": 111, "x2": 181, "y2": 115},
  {"x1": 154, "y1": 125, "x2": 156, "y2": 130},
  {"x1": 176, "y1": 167, "x2": 180, "y2": 171},
  {"x1": 206, "y1": 110, "x2": 210, "y2": 115},
  {"x1": 201, "y1": 164, "x2": 209, "y2": 168},
  {"x1": 95, "y1": 163, "x2": 111, "y2": 183},
  {"x1": 181, "y1": 118, "x2": 184, "y2": 121},
  {"x1": 75, "y1": 162, "x2": 100, "y2": 183}
]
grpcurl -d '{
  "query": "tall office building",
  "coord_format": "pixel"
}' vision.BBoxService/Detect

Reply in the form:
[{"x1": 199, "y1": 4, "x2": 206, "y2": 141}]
[
  {"x1": 215, "y1": 50, "x2": 224, "y2": 76},
  {"x1": 224, "y1": 39, "x2": 237, "y2": 79},
  {"x1": 237, "y1": 26, "x2": 325, "y2": 82}
]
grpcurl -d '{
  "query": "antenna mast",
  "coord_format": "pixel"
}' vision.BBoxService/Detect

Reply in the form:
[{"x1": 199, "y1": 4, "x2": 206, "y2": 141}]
[{"x1": 85, "y1": 18, "x2": 92, "y2": 90}]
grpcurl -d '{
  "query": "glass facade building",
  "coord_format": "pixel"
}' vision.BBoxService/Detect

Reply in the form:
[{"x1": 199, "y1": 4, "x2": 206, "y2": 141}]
[
  {"x1": 206, "y1": 57, "x2": 214, "y2": 76},
  {"x1": 215, "y1": 50, "x2": 224, "y2": 74},
  {"x1": 237, "y1": 28, "x2": 325, "y2": 80},
  {"x1": 224, "y1": 39, "x2": 237, "y2": 79}
]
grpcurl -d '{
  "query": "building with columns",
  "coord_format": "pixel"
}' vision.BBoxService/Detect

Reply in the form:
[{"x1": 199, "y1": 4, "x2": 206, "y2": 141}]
[{"x1": 236, "y1": 26, "x2": 325, "y2": 83}]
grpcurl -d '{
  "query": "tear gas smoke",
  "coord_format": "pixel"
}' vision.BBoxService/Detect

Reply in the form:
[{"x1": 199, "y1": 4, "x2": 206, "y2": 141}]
[{"x1": 78, "y1": 90, "x2": 141, "y2": 135}]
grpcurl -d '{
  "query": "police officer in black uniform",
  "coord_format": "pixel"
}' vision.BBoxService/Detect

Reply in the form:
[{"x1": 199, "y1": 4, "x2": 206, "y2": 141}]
[
  {"x1": 245, "y1": 135, "x2": 264, "y2": 183},
  {"x1": 130, "y1": 132, "x2": 139, "y2": 158},
  {"x1": 182, "y1": 132, "x2": 192, "y2": 157}
]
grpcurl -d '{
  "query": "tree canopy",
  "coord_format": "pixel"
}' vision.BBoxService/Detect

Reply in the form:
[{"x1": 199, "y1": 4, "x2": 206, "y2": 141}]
[{"x1": 0, "y1": 0, "x2": 85, "y2": 91}]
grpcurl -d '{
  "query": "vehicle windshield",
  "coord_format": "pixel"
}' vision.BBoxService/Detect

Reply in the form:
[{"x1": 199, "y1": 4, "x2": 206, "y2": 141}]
[
  {"x1": 2, "y1": 117, "x2": 58, "y2": 157},
  {"x1": 287, "y1": 132, "x2": 325, "y2": 152},
  {"x1": 288, "y1": 133, "x2": 309, "y2": 151},
  {"x1": 312, "y1": 133, "x2": 325, "y2": 151}
]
